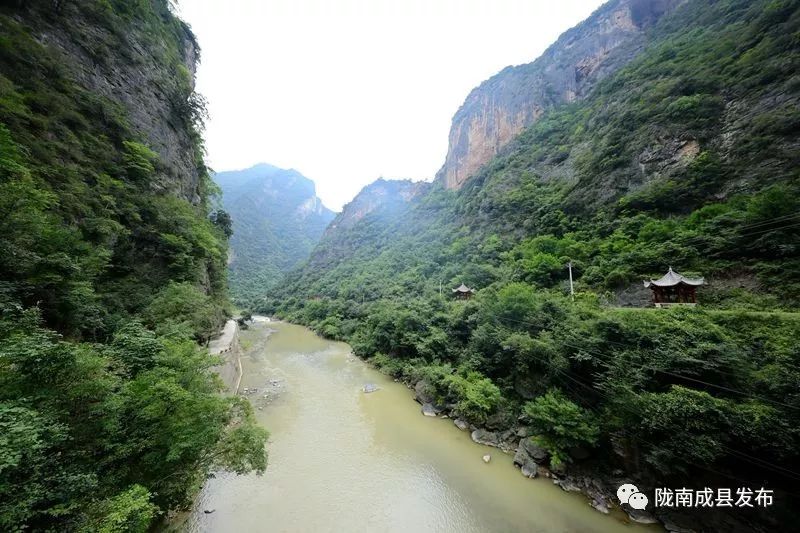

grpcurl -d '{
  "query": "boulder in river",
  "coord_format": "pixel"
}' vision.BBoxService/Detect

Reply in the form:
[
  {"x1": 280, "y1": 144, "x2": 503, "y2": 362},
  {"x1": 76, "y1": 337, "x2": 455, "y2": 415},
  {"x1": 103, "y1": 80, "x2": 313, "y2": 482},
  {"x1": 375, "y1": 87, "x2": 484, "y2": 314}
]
[
  {"x1": 470, "y1": 429, "x2": 500, "y2": 447},
  {"x1": 363, "y1": 384, "x2": 379, "y2": 393},
  {"x1": 421, "y1": 403, "x2": 438, "y2": 417},
  {"x1": 521, "y1": 463, "x2": 538, "y2": 478},
  {"x1": 519, "y1": 437, "x2": 549, "y2": 463},
  {"x1": 414, "y1": 379, "x2": 436, "y2": 404},
  {"x1": 513, "y1": 445, "x2": 539, "y2": 478},
  {"x1": 482, "y1": 454, "x2": 491, "y2": 463},
  {"x1": 454, "y1": 419, "x2": 469, "y2": 431},
  {"x1": 590, "y1": 498, "x2": 610, "y2": 514}
]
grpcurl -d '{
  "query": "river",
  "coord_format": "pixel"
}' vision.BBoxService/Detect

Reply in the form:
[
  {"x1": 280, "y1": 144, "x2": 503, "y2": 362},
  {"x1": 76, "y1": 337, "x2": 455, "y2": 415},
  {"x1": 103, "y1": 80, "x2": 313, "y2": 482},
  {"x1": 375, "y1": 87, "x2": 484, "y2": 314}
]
[{"x1": 185, "y1": 320, "x2": 658, "y2": 532}]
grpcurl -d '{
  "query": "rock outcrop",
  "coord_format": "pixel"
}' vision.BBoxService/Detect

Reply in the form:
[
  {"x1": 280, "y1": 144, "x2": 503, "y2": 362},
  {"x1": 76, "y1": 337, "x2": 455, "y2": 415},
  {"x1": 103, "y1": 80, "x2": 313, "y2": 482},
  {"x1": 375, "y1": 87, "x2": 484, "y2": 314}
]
[
  {"x1": 436, "y1": 0, "x2": 684, "y2": 190},
  {"x1": 470, "y1": 429, "x2": 500, "y2": 447},
  {"x1": 414, "y1": 379, "x2": 435, "y2": 404},
  {"x1": 325, "y1": 178, "x2": 428, "y2": 234},
  {"x1": 11, "y1": 1, "x2": 206, "y2": 203},
  {"x1": 421, "y1": 403, "x2": 438, "y2": 417}
]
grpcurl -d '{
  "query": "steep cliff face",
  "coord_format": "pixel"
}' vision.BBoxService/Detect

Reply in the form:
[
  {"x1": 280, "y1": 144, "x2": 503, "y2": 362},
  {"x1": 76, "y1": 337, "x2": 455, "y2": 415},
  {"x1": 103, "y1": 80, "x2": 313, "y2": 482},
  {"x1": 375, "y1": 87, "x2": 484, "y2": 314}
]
[
  {"x1": 215, "y1": 164, "x2": 335, "y2": 300},
  {"x1": 0, "y1": 0, "x2": 228, "y2": 336},
  {"x1": 437, "y1": 0, "x2": 684, "y2": 190},
  {"x1": 3, "y1": 0, "x2": 205, "y2": 203}
]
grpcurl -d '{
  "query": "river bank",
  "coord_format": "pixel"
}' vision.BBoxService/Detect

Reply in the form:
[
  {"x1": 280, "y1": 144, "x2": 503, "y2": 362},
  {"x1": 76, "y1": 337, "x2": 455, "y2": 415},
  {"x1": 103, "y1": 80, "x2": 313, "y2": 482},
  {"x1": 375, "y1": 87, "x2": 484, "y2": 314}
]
[
  {"x1": 208, "y1": 318, "x2": 243, "y2": 394},
  {"x1": 186, "y1": 319, "x2": 658, "y2": 532},
  {"x1": 407, "y1": 375, "x2": 681, "y2": 529}
]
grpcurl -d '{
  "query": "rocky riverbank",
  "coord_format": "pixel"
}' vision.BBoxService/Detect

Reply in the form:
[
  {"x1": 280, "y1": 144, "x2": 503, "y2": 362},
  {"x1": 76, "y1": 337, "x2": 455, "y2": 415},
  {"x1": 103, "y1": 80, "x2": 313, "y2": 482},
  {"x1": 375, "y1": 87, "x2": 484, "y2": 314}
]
[
  {"x1": 284, "y1": 320, "x2": 776, "y2": 533},
  {"x1": 407, "y1": 375, "x2": 770, "y2": 533}
]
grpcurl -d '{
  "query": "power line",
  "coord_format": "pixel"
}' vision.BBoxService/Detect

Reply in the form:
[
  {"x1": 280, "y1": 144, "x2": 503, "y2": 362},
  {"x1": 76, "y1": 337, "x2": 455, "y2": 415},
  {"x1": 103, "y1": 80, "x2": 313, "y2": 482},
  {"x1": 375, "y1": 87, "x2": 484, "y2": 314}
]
[
  {"x1": 562, "y1": 211, "x2": 800, "y2": 262},
  {"x1": 550, "y1": 363, "x2": 800, "y2": 484},
  {"x1": 546, "y1": 313, "x2": 774, "y2": 382},
  {"x1": 645, "y1": 218, "x2": 800, "y2": 248},
  {"x1": 492, "y1": 313, "x2": 800, "y2": 411},
  {"x1": 618, "y1": 210, "x2": 800, "y2": 240},
  {"x1": 717, "y1": 211, "x2": 800, "y2": 231},
  {"x1": 735, "y1": 220, "x2": 800, "y2": 240}
]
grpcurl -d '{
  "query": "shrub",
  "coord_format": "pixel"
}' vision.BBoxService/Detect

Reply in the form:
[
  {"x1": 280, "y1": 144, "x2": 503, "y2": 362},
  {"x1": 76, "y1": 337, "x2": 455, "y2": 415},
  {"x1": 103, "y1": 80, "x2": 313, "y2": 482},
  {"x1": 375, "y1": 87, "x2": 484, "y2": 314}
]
[{"x1": 524, "y1": 390, "x2": 600, "y2": 466}]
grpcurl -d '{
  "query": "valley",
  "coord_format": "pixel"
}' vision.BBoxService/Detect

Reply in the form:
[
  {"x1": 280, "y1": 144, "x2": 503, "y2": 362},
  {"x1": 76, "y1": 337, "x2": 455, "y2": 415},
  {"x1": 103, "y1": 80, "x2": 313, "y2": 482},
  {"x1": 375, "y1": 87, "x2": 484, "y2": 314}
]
[
  {"x1": 1, "y1": 0, "x2": 798, "y2": 531},
  {"x1": 186, "y1": 320, "x2": 657, "y2": 533}
]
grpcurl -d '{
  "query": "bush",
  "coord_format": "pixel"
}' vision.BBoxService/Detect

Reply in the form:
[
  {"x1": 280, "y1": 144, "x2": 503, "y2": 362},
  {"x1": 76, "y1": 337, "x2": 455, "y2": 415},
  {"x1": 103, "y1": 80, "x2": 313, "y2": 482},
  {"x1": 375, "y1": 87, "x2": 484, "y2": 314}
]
[
  {"x1": 443, "y1": 370, "x2": 502, "y2": 425},
  {"x1": 122, "y1": 140, "x2": 157, "y2": 182},
  {"x1": 524, "y1": 390, "x2": 600, "y2": 466}
]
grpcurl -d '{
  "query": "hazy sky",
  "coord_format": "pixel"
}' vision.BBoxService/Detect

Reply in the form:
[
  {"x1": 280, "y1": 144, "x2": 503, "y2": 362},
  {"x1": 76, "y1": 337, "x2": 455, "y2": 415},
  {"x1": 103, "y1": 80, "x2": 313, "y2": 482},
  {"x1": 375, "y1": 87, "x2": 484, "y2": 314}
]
[{"x1": 177, "y1": 0, "x2": 606, "y2": 211}]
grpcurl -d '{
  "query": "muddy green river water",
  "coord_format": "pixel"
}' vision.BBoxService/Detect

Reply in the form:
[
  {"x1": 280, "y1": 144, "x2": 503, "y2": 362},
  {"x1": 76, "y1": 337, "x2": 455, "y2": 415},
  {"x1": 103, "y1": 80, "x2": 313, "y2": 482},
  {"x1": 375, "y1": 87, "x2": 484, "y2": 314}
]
[{"x1": 185, "y1": 320, "x2": 657, "y2": 532}]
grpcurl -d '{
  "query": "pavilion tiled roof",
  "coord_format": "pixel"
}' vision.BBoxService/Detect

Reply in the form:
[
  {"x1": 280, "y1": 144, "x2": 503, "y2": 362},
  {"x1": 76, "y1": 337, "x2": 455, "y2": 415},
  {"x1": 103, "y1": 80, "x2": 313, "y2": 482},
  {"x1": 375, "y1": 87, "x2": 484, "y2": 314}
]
[
  {"x1": 452, "y1": 283, "x2": 475, "y2": 293},
  {"x1": 643, "y1": 267, "x2": 704, "y2": 288}
]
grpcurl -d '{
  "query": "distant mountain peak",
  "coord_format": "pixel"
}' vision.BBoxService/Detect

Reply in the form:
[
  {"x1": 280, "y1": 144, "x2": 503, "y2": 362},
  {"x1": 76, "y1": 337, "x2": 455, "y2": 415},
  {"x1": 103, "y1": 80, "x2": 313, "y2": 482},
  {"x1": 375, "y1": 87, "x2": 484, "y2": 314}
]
[
  {"x1": 214, "y1": 164, "x2": 335, "y2": 301},
  {"x1": 327, "y1": 178, "x2": 429, "y2": 232}
]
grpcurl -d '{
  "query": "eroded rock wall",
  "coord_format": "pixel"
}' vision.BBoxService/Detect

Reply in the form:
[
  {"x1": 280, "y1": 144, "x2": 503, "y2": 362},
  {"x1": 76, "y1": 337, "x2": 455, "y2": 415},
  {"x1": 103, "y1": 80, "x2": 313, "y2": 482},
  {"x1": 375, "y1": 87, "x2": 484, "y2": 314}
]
[{"x1": 437, "y1": 0, "x2": 685, "y2": 190}]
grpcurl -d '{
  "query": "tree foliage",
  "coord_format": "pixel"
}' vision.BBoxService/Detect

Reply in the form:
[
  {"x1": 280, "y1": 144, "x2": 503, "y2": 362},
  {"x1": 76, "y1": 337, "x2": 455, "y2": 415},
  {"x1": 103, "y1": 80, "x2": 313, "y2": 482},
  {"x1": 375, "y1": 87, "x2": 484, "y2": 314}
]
[
  {"x1": 266, "y1": 0, "x2": 800, "y2": 515},
  {"x1": 0, "y1": 1, "x2": 266, "y2": 529},
  {"x1": 524, "y1": 390, "x2": 600, "y2": 467}
]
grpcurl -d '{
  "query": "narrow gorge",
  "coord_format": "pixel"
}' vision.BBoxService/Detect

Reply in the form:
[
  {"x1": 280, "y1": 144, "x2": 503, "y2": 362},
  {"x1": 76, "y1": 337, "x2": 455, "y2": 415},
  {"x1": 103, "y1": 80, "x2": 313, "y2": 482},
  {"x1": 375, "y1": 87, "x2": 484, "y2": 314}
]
[{"x1": 1, "y1": 0, "x2": 798, "y2": 532}]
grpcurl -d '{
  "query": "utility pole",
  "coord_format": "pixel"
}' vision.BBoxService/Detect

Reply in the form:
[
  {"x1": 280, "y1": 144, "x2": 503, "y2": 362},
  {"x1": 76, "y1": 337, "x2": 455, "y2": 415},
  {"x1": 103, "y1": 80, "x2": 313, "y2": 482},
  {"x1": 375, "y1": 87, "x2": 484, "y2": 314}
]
[{"x1": 567, "y1": 261, "x2": 575, "y2": 301}]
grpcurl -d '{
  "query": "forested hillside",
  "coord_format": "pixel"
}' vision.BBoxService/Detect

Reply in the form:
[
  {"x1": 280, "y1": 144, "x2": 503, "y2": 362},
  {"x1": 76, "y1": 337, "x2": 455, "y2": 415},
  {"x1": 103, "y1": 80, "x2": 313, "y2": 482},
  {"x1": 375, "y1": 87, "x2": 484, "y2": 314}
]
[
  {"x1": 0, "y1": 1, "x2": 265, "y2": 530},
  {"x1": 214, "y1": 163, "x2": 334, "y2": 303},
  {"x1": 268, "y1": 0, "x2": 800, "y2": 530}
]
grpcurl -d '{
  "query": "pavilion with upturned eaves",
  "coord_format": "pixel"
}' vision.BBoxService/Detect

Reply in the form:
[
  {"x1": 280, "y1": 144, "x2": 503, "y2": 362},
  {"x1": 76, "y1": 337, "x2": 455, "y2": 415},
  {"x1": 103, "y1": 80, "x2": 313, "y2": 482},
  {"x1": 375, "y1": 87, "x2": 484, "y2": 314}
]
[
  {"x1": 452, "y1": 283, "x2": 475, "y2": 300},
  {"x1": 643, "y1": 267, "x2": 704, "y2": 307}
]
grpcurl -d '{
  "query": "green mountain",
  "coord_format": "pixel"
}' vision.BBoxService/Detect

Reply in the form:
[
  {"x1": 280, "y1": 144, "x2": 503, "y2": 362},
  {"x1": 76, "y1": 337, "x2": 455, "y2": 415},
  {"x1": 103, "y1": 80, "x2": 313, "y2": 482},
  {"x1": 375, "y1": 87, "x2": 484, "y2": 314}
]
[
  {"x1": 214, "y1": 164, "x2": 335, "y2": 303},
  {"x1": 0, "y1": 1, "x2": 264, "y2": 529},
  {"x1": 269, "y1": 0, "x2": 800, "y2": 530}
]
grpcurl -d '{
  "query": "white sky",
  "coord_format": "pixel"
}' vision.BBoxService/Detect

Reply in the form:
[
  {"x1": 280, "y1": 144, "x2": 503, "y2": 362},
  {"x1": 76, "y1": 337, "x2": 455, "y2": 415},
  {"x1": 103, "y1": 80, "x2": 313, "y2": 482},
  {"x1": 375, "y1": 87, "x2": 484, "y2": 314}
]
[{"x1": 176, "y1": 0, "x2": 606, "y2": 211}]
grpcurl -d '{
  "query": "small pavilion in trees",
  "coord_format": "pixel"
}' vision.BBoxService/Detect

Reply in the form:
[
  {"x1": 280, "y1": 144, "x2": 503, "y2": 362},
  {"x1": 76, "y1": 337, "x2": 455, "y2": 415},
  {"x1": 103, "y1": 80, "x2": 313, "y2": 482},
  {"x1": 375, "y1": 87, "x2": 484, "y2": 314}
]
[
  {"x1": 452, "y1": 283, "x2": 476, "y2": 300},
  {"x1": 643, "y1": 267, "x2": 704, "y2": 307}
]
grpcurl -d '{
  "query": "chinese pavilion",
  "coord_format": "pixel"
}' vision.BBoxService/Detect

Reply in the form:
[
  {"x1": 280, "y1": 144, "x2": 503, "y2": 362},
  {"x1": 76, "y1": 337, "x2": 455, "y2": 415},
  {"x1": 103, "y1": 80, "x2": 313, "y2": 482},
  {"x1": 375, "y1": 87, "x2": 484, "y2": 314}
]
[
  {"x1": 452, "y1": 283, "x2": 475, "y2": 300},
  {"x1": 643, "y1": 267, "x2": 704, "y2": 307}
]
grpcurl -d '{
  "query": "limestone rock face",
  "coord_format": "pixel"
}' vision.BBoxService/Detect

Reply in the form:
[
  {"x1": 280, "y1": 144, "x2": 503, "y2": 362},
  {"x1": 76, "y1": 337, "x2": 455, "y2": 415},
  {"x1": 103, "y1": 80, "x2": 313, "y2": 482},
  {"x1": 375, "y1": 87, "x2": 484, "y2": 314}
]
[
  {"x1": 436, "y1": 0, "x2": 684, "y2": 190},
  {"x1": 14, "y1": 2, "x2": 206, "y2": 203}
]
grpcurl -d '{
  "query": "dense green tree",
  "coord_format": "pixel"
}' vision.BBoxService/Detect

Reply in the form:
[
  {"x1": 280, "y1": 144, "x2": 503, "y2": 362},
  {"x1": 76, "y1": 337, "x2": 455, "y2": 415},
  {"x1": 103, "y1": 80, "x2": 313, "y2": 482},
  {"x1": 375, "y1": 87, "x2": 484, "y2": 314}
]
[
  {"x1": 523, "y1": 390, "x2": 600, "y2": 467},
  {"x1": 0, "y1": 1, "x2": 266, "y2": 529}
]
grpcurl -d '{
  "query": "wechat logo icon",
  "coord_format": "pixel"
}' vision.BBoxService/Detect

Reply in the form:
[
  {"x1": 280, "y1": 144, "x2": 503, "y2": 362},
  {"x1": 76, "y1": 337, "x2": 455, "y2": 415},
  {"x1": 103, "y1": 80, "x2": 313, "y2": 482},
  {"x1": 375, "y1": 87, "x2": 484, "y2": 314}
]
[{"x1": 618, "y1": 483, "x2": 648, "y2": 510}]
